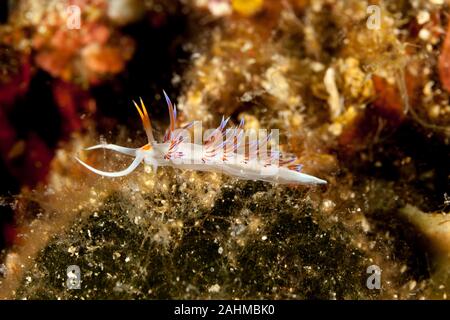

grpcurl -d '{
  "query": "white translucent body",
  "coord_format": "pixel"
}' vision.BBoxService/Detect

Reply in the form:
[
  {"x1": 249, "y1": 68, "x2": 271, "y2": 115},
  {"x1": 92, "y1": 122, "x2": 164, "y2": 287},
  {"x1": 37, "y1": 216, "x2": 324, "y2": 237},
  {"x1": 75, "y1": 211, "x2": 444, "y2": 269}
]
[{"x1": 76, "y1": 142, "x2": 327, "y2": 185}]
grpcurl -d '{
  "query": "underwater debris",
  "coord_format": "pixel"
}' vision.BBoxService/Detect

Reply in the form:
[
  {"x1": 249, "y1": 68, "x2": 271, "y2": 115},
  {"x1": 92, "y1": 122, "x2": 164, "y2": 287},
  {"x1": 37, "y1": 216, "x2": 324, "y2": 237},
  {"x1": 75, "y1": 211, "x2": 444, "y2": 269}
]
[
  {"x1": 439, "y1": 19, "x2": 450, "y2": 94},
  {"x1": 324, "y1": 67, "x2": 342, "y2": 120},
  {"x1": 398, "y1": 205, "x2": 449, "y2": 299},
  {"x1": 231, "y1": 0, "x2": 264, "y2": 17},
  {"x1": 399, "y1": 205, "x2": 450, "y2": 270}
]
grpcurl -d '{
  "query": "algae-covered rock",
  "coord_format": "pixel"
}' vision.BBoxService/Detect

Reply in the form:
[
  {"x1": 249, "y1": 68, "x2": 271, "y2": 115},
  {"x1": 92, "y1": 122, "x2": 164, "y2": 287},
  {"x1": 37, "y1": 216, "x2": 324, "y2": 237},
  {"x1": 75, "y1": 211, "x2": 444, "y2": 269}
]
[{"x1": 14, "y1": 180, "x2": 377, "y2": 299}]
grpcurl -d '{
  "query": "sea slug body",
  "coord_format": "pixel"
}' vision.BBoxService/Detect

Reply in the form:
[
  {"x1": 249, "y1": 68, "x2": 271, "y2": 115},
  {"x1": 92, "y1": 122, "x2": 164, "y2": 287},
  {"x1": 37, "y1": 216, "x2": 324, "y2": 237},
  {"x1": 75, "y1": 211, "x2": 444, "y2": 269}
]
[{"x1": 76, "y1": 92, "x2": 327, "y2": 185}]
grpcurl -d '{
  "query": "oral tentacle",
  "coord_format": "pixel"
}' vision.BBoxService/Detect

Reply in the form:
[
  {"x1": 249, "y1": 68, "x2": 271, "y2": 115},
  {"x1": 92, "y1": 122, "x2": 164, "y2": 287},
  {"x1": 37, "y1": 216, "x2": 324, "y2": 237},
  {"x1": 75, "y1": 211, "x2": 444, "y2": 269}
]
[
  {"x1": 85, "y1": 144, "x2": 138, "y2": 156},
  {"x1": 75, "y1": 154, "x2": 144, "y2": 177}
]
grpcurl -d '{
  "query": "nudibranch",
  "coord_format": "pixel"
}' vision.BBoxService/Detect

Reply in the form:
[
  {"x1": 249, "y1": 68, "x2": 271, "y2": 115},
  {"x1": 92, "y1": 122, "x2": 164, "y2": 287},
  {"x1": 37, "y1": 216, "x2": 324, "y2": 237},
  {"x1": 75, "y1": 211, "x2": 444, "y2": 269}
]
[{"x1": 76, "y1": 92, "x2": 327, "y2": 185}]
